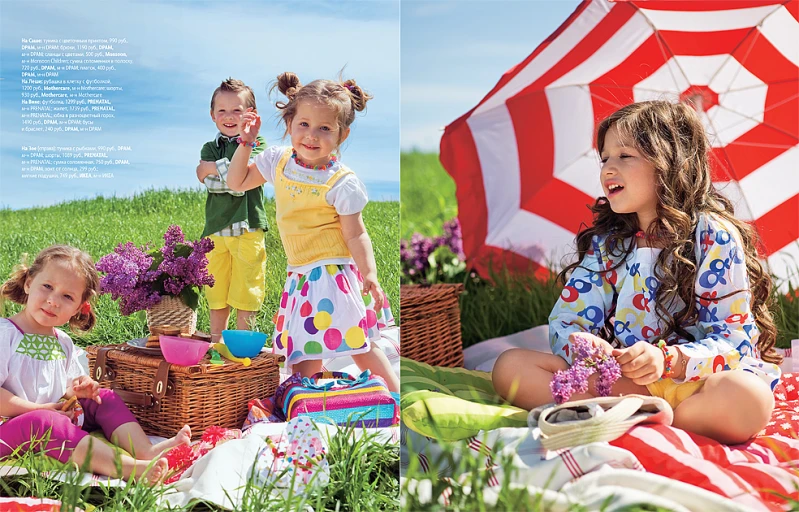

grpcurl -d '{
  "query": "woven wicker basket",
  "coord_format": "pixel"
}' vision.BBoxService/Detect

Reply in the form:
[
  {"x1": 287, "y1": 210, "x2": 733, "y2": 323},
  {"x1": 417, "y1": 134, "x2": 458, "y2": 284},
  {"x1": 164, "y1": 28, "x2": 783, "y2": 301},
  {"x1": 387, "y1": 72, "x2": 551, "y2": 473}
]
[
  {"x1": 400, "y1": 283, "x2": 464, "y2": 367},
  {"x1": 86, "y1": 344, "x2": 282, "y2": 439},
  {"x1": 146, "y1": 295, "x2": 197, "y2": 335}
]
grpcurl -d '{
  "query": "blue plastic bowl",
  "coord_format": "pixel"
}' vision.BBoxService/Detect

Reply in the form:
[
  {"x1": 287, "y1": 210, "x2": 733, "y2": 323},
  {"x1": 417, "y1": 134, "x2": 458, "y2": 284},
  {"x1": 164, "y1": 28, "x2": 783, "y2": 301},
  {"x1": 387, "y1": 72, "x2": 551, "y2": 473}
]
[{"x1": 221, "y1": 330, "x2": 267, "y2": 358}]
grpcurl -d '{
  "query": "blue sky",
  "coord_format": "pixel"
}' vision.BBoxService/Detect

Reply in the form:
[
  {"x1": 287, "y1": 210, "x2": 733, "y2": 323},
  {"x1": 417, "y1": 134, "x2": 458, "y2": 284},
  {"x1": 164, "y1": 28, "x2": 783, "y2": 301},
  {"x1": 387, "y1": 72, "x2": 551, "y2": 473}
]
[
  {"x1": 401, "y1": 0, "x2": 582, "y2": 152},
  {"x1": 0, "y1": 0, "x2": 399, "y2": 210}
]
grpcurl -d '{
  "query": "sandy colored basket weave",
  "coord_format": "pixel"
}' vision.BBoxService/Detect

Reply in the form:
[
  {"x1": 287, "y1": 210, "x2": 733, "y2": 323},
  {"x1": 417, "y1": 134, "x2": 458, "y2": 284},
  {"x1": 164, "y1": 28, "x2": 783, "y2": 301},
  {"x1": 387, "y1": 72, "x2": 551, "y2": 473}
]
[
  {"x1": 146, "y1": 295, "x2": 197, "y2": 335},
  {"x1": 86, "y1": 344, "x2": 283, "y2": 439},
  {"x1": 400, "y1": 284, "x2": 464, "y2": 367}
]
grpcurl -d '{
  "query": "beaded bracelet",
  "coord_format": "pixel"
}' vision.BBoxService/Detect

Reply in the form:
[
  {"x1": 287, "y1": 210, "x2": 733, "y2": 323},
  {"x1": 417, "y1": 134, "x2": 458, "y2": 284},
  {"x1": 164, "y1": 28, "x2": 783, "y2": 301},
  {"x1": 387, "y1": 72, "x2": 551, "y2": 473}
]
[
  {"x1": 237, "y1": 137, "x2": 260, "y2": 148},
  {"x1": 656, "y1": 340, "x2": 674, "y2": 379}
]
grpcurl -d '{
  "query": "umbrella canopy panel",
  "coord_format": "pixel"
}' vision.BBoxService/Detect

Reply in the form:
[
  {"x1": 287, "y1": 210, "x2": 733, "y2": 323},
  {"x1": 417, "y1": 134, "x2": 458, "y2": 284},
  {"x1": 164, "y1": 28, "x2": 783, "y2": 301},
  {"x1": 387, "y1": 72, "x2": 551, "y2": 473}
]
[{"x1": 441, "y1": 0, "x2": 798, "y2": 285}]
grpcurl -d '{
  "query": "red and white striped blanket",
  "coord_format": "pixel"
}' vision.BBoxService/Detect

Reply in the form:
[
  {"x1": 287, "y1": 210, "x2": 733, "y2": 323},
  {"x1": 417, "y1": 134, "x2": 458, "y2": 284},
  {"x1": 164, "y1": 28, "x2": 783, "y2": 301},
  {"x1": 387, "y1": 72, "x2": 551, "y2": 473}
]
[{"x1": 610, "y1": 372, "x2": 799, "y2": 511}]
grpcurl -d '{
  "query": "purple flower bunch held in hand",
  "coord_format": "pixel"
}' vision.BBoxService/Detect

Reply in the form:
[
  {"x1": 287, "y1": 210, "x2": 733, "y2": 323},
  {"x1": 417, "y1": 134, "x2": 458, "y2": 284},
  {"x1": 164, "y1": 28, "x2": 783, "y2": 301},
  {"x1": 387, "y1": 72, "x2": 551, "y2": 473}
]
[
  {"x1": 96, "y1": 225, "x2": 215, "y2": 315},
  {"x1": 550, "y1": 332, "x2": 622, "y2": 404}
]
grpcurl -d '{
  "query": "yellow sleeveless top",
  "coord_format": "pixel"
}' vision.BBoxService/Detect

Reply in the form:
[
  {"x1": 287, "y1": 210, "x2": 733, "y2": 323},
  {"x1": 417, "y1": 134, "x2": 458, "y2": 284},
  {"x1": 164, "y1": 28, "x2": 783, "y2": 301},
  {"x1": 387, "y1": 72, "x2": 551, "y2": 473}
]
[{"x1": 274, "y1": 148, "x2": 353, "y2": 266}]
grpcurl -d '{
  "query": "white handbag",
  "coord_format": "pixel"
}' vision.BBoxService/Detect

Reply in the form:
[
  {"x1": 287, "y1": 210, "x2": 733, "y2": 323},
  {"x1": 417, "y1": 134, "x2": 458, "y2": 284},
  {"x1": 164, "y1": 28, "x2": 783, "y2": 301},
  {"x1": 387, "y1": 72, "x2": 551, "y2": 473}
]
[{"x1": 529, "y1": 395, "x2": 674, "y2": 450}]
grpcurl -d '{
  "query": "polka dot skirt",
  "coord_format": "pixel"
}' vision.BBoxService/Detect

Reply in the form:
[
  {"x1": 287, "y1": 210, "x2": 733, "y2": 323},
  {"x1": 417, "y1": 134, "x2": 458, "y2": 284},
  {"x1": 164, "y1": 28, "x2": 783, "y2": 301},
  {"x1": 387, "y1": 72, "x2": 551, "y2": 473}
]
[{"x1": 272, "y1": 263, "x2": 394, "y2": 365}]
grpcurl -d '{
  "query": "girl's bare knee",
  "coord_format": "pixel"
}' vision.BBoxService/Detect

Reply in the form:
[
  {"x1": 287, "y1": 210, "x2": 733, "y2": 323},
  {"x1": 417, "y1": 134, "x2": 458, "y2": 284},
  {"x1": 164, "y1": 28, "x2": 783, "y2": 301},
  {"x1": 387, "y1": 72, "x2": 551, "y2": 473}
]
[
  {"x1": 492, "y1": 349, "x2": 549, "y2": 399},
  {"x1": 492, "y1": 349, "x2": 519, "y2": 399},
  {"x1": 706, "y1": 371, "x2": 774, "y2": 441}
]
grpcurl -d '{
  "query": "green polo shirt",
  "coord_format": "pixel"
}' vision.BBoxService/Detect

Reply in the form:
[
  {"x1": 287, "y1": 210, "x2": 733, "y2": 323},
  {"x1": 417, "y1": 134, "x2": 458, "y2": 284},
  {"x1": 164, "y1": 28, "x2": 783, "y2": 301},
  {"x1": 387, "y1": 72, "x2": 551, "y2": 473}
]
[{"x1": 200, "y1": 134, "x2": 268, "y2": 238}]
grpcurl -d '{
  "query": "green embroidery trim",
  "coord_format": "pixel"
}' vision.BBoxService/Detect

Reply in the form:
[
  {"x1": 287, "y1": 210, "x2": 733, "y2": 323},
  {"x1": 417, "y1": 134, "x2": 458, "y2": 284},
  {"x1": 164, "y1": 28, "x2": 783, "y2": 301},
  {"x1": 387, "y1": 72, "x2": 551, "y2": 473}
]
[{"x1": 15, "y1": 333, "x2": 66, "y2": 361}]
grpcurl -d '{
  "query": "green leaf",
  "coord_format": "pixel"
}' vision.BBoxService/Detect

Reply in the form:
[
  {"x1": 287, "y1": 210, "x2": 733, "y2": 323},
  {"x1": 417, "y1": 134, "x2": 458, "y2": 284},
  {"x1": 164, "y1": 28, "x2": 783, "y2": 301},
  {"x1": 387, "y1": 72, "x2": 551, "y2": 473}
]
[{"x1": 179, "y1": 287, "x2": 200, "y2": 310}]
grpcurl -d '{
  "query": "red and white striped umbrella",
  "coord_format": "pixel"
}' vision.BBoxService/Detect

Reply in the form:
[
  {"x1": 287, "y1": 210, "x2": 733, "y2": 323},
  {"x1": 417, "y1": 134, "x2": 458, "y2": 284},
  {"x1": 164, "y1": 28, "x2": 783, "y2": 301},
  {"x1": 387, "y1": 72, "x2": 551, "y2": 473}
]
[{"x1": 441, "y1": 0, "x2": 798, "y2": 284}]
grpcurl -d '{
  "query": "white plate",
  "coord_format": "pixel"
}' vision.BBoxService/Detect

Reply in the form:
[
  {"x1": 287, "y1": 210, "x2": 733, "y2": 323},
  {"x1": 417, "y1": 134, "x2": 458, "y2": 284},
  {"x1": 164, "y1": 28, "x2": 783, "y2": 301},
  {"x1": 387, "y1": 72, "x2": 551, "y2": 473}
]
[{"x1": 126, "y1": 337, "x2": 163, "y2": 355}]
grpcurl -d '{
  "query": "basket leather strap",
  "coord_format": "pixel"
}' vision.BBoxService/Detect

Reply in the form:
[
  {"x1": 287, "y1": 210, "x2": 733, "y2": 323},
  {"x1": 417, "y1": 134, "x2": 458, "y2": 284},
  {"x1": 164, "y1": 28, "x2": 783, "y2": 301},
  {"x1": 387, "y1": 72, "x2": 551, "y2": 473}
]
[
  {"x1": 113, "y1": 389, "x2": 156, "y2": 408},
  {"x1": 91, "y1": 348, "x2": 171, "y2": 413},
  {"x1": 93, "y1": 347, "x2": 113, "y2": 381}
]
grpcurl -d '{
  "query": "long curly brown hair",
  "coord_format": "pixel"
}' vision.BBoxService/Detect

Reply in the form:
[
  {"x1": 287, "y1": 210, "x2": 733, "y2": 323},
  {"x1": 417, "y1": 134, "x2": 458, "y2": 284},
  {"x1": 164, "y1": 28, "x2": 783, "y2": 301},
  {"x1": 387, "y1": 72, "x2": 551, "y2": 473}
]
[{"x1": 558, "y1": 101, "x2": 779, "y2": 364}]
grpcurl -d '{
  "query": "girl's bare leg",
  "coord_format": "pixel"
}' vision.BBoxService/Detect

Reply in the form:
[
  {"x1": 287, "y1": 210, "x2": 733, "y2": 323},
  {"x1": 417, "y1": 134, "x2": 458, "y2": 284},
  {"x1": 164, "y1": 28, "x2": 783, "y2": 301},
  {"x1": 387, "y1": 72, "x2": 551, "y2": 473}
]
[
  {"x1": 492, "y1": 349, "x2": 572, "y2": 409},
  {"x1": 492, "y1": 349, "x2": 650, "y2": 410},
  {"x1": 292, "y1": 359, "x2": 324, "y2": 379},
  {"x1": 351, "y1": 342, "x2": 399, "y2": 392},
  {"x1": 672, "y1": 370, "x2": 773, "y2": 444},
  {"x1": 110, "y1": 423, "x2": 191, "y2": 460},
  {"x1": 71, "y1": 436, "x2": 168, "y2": 485}
]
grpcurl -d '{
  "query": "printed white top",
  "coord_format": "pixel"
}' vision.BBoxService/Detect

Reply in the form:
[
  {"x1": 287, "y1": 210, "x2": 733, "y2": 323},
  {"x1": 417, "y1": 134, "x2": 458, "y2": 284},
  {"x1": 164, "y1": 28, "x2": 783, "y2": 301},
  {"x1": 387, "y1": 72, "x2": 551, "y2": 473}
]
[
  {"x1": 548, "y1": 213, "x2": 781, "y2": 390},
  {"x1": 0, "y1": 318, "x2": 86, "y2": 405},
  {"x1": 253, "y1": 145, "x2": 369, "y2": 215}
]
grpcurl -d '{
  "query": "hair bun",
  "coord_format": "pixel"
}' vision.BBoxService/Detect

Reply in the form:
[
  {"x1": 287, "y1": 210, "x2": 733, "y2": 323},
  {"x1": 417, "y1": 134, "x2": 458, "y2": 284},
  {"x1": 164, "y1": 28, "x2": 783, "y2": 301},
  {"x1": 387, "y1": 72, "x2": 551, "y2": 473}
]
[
  {"x1": 341, "y1": 79, "x2": 372, "y2": 112},
  {"x1": 277, "y1": 72, "x2": 302, "y2": 100}
]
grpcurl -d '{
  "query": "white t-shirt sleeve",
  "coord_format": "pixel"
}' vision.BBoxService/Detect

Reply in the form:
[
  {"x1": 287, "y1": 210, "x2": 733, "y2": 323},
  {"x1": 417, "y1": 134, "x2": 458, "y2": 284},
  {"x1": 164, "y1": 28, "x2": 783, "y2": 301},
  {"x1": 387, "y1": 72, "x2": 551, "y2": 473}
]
[
  {"x1": 65, "y1": 340, "x2": 88, "y2": 381},
  {"x1": 252, "y1": 145, "x2": 285, "y2": 185},
  {"x1": 326, "y1": 173, "x2": 369, "y2": 215}
]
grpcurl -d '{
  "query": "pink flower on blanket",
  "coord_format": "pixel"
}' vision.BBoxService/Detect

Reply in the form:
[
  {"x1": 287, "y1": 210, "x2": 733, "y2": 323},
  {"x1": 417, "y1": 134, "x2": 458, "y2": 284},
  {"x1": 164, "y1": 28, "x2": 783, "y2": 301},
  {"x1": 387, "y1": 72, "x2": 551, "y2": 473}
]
[
  {"x1": 165, "y1": 444, "x2": 196, "y2": 484},
  {"x1": 164, "y1": 425, "x2": 243, "y2": 483},
  {"x1": 201, "y1": 425, "x2": 228, "y2": 445}
]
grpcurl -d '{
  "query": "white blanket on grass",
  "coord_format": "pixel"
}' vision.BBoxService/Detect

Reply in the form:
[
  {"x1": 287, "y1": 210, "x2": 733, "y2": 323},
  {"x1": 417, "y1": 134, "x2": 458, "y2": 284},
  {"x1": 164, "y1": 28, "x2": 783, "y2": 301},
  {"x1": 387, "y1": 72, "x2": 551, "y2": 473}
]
[
  {"x1": 402, "y1": 326, "x2": 756, "y2": 511},
  {"x1": 2, "y1": 328, "x2": 401, "y2": 510}
]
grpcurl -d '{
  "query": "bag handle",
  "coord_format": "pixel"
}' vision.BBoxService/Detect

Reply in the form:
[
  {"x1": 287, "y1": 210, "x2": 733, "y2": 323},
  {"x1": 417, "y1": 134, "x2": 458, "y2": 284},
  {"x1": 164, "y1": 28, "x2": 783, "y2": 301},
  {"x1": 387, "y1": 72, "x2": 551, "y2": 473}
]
[{"x1": 302, "y1": 370, "x2": 372, "y2": 391}]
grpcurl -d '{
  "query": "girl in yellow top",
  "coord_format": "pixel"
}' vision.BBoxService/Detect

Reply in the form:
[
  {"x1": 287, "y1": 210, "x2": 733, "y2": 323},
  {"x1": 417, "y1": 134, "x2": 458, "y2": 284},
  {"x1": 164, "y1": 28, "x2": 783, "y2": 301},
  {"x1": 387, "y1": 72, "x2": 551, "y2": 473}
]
[{"x1": 226, "y1": 72, "x2": 398, "y2": 392}]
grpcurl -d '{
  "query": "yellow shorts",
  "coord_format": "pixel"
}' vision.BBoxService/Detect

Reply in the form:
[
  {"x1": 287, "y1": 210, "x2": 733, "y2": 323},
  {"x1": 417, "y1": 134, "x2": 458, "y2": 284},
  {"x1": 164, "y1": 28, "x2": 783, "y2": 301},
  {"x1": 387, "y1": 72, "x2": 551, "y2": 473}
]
[
  {"x1": 205, "y1": 230, "x2": 266, "y2": 311},
  {"x1": 646, "y1": 378, "x2": 706, "y2": 409}
]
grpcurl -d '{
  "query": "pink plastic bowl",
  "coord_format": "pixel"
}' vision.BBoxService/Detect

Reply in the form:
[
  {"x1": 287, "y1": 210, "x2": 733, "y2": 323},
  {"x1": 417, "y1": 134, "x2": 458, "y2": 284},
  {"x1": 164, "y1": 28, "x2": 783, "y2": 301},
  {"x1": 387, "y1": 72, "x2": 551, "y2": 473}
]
[{"x1": 159, "y1": 335, "x2": 211, "y2": 366}]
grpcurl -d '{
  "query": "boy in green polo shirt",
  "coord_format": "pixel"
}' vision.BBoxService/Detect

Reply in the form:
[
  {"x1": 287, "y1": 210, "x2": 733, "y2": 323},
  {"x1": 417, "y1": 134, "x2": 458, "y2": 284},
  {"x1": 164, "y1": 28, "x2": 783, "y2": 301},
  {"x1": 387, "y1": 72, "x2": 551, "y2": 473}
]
[{"x1": 195, "y1": 78, "x2": 268, "y2": 343}]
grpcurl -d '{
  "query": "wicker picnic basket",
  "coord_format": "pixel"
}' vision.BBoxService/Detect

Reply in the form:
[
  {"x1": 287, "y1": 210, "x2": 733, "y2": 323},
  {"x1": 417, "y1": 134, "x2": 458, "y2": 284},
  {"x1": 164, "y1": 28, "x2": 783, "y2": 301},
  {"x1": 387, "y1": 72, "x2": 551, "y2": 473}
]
[
  {"x1": 400, "y1": 283, "x2": 464, "y2": 367},
  {"x1": 146, "y1": 296, "x2": 197, "y2": 335},
  {"x1": 86, "y1": 344, "x2": 283, "y2": 439}
]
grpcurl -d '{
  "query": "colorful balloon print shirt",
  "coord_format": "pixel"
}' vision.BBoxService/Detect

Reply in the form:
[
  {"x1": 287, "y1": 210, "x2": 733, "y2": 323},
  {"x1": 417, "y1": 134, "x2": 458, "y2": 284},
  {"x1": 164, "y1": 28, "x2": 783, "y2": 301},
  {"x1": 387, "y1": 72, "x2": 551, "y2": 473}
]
[{"x1": 548, "y1": 214, "x2": 781, "y2": 390}]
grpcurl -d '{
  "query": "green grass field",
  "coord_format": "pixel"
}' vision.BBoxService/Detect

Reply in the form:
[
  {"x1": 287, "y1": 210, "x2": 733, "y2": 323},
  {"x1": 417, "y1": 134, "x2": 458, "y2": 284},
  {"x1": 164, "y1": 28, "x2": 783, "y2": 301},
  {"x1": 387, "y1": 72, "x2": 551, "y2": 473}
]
[
  {"x1": 400, "y1": 151, "x2": 799, "y2": 349},
  {"x1": 0, "y1": 188, "x2": 399, "y2": 347},
  {"x1": 0, "y1": 189, "x2": 399, "y2": 511},
  {"x1": 400, "y1": 152, "x2": 457, "y2": 240}
]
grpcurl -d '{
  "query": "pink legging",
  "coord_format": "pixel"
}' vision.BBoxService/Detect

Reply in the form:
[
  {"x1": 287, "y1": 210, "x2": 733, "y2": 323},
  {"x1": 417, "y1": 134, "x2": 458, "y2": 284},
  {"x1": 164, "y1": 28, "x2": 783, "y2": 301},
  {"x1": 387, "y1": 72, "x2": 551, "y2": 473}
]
[{"x1": 0, "y1": 389, "x2": 138, "y2": 463}]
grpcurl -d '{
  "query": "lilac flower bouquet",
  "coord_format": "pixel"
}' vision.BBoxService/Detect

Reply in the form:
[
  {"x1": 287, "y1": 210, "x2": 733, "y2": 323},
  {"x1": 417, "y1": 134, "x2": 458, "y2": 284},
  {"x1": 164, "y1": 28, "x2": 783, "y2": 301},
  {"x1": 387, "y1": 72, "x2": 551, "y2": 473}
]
[
  {"x1": 401, "y1": 218, "x2": 467, "y2": 285},
  {"x1": 550, "y1": 333, "x2": 622, "y2": 404},
  {"x1": 96, "y1": 225, "x2": 215, "y2": 315}
]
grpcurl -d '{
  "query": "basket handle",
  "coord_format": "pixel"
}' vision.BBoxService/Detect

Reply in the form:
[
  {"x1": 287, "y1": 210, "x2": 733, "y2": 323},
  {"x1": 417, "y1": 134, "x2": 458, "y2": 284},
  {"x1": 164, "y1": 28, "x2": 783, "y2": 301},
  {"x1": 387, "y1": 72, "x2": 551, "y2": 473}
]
[{"x1": 302, "y1": 370, "x2": 370, "y2": 390}]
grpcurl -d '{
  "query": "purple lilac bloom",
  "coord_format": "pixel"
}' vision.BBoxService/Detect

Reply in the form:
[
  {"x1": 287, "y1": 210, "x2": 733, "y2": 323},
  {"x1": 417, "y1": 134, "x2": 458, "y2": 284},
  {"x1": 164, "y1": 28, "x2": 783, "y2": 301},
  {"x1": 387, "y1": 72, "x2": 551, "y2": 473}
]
[
  {"x1": 96, "y1": 226, "x2": 215, "y2": 315},
  {"x1": 549, "y1": 333, "x2": 622, "y2": 404},
  {"x1": 595, "y1": 357, "x2": 622, "y2": 397},
  {"x1": 401, "y1": 217, "x2": 465, "y2": 284},
  {"x1": 550, "y1": 372, "x2": 574, "y2": 405},
  {"x1": 164, "y1": 225, "x2": 185, "y2": 247}
]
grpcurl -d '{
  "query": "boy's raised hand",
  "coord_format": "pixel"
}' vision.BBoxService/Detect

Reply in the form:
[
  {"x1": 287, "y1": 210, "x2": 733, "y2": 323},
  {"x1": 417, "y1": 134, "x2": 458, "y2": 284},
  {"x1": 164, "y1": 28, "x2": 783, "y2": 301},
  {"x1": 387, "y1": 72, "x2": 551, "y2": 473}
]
[
  {"x1": 238, "y1": 107, "x2": 261, "y2": 144},
  {"x1": 612, "y1": 342, "x2": 664, "y2": 385}
]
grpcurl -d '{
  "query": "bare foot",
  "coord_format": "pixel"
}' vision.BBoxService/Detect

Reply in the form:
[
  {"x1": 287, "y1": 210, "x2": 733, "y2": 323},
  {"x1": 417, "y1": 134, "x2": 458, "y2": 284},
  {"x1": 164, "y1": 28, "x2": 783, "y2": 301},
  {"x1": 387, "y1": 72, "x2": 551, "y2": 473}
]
[
  {"x1": 147, "y1": 425, "x2": 191, "y2": 459},
  {"x1": 142, "y1": 457, "x2": 169, "y2": 486}
]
